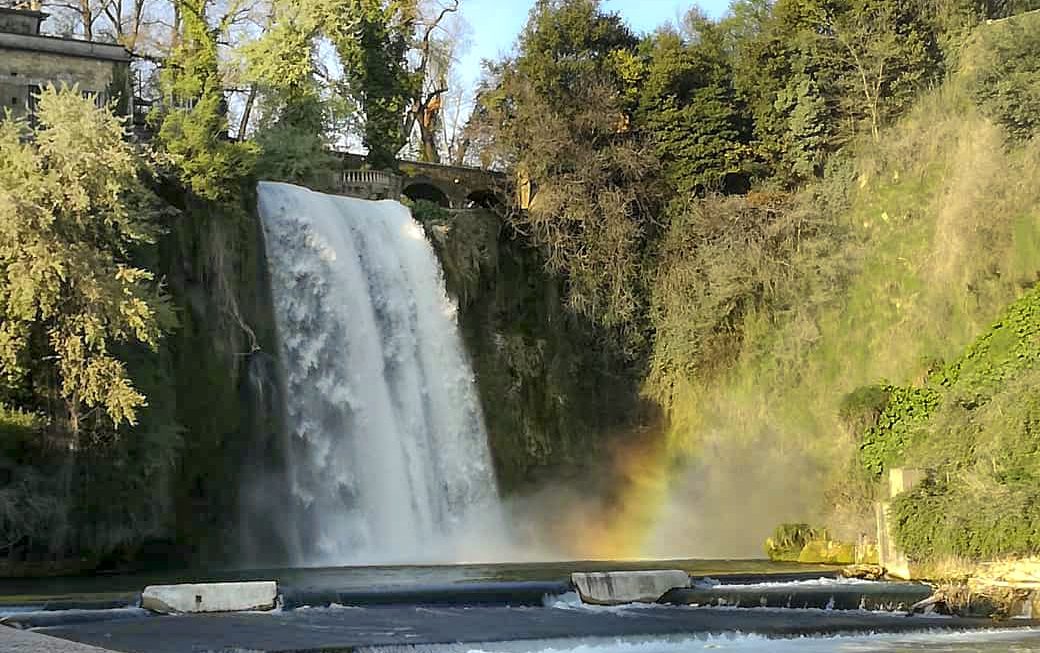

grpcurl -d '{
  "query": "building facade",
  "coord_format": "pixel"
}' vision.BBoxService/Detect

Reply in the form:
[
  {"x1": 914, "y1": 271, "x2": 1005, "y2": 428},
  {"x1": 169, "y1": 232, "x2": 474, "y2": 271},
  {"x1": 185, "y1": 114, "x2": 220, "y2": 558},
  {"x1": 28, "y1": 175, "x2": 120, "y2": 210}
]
[{"x1": 0, "y1": 6, "x2": 131, "y2": 122}]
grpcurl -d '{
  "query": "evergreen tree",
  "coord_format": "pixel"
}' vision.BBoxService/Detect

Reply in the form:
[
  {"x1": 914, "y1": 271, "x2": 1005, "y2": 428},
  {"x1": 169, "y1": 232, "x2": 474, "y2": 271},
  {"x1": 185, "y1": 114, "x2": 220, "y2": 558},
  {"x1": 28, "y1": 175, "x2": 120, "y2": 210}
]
[
  {"x1": 156, "y1": 0, "x2": 256, "y2": 202},
  {"x1": 0, "y1": 87, "x2": 174, "y2": 439},
  {"x1": 329, "y1": 0, "x2": 419, "y2": 170},
  {"x1": 636, "y1": 25, "x2": 752, "y2": 194}
]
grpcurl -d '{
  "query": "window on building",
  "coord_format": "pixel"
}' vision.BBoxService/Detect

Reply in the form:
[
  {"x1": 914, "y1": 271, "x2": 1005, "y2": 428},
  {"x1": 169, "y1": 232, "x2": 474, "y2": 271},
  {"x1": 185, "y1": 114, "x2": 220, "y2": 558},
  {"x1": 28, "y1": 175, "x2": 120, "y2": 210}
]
[{"x1": 27, "y1": 85, "x2": 40, "y2": 128}]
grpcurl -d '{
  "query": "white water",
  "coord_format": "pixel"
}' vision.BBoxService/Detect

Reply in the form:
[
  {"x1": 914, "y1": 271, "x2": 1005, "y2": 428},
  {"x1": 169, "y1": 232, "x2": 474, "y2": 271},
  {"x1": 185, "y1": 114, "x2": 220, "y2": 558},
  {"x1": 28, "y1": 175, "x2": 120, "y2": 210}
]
[
  {"x1": 256, "y1": 181, "x2": 504, "y2": 566},
  {"x1": 359, "y1": 630, "x2": 1040, "y2": 653}
]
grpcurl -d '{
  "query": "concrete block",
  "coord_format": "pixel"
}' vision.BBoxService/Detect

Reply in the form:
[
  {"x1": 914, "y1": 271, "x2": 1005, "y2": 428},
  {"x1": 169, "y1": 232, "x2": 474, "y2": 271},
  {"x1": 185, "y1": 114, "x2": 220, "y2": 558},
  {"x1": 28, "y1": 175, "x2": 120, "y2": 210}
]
[
  {"x1": 876, "y1": 501, "x2": 911, "y2": 580},
  {"x1": 0, "y1": 626, "x2": 119, "y2": 652},
  {"x1": 888, "y1": 468, "x2": 927, "y2": 498},
  {"x1": 571, "y1": 570, "x2": 690, "y2": 605},
  {"x1": 141, "y1": 581, "x2": 277, "y2": 614}
]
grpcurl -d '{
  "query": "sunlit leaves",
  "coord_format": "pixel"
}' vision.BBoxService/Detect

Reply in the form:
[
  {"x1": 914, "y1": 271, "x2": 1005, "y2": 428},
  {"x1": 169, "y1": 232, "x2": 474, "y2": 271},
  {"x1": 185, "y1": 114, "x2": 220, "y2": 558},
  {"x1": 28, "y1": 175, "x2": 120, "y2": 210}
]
[{"x1": 0, "y1": 87, "x2": 173, "y2": 431}]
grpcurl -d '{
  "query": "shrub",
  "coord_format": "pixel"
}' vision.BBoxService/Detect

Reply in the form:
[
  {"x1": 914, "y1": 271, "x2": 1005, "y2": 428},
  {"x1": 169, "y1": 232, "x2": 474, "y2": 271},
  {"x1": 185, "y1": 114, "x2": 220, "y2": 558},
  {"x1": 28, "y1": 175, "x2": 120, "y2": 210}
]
[
  {"x1": 858, "y1": 385, "x2": 940, "y2": 476},
  {"x1": 838, "y1": 385, "x2": 891, "y2": 434},
  {"x1": 764, "y1": 522, "x2": 828, "y2": 560},
  {"x1": 972, "y1": 19, "x2": 1040, "y2": 141}
]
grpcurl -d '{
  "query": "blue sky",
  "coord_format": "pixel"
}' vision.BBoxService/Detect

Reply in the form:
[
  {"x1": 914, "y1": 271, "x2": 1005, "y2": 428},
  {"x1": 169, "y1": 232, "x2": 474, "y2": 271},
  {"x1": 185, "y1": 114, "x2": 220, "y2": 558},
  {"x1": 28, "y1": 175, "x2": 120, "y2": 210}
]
[{"x1": 454, "y1": 0, "x2": 732, "y2": 89}]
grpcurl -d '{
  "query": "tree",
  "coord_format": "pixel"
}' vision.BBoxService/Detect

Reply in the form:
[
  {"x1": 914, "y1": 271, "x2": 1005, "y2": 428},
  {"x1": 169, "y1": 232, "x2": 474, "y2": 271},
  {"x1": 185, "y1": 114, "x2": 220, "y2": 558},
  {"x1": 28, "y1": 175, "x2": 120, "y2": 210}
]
[
  {"x1": 472, "y1": 0, "x2": 663, "y2": 349},
  {"x1": 156, "y1": 0, "x2": 257, "y2": 202},
  {"x1": 729, "y1": 0, "x2": 837, "y2": 181},
  {"x1": 239, "y1": 0, "x2": 338, "y2": 185},
  {"x1": 402, "y1": 0, "x2": 462, "y2": 163},
  {"x1": 636, "y1": 23, "x2": 752, "y2": 195},
  {"x1": 0, "y1": 86, "x2": 174, "y2": 441},
  {"x1": 329, "y1": 0, "x2": 419, "y2": 169},
  {"x1": 815, "y1": 0, "x2": 942, "y2": 141}
]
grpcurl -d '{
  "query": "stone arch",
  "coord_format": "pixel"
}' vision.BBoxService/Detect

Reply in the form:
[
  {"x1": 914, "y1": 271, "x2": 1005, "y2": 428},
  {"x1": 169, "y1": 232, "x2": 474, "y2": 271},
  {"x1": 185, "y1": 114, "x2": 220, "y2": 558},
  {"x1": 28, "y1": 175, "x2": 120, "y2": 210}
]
[
  {"x1": 402, "y1": 181, "x2": 450, "y2": 208},
  {"x1": 465, "y1": 188, "x2": 504, "y2": 209}
]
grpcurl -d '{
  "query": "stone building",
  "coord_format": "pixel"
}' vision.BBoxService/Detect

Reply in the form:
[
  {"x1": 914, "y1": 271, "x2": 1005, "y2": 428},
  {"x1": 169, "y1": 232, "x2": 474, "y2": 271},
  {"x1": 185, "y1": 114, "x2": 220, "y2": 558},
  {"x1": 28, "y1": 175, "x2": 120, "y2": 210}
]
[{"x1": 0, "y1": 6, "x2": 131, "y2": 122}]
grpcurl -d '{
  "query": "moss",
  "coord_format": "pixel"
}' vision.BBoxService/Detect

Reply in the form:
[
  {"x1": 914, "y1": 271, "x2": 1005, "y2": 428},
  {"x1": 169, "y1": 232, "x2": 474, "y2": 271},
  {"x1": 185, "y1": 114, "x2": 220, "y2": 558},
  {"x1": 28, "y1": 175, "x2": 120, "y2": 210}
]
[
  {"x1": 424, "y1": 208, "x2": 656, "y2": 491},
  {"x1": 764, "y1": 523, "x2": 827, "y2": 561},
  {"x1": 797, "y1": 540, "x2": 856, "y2": 565}
]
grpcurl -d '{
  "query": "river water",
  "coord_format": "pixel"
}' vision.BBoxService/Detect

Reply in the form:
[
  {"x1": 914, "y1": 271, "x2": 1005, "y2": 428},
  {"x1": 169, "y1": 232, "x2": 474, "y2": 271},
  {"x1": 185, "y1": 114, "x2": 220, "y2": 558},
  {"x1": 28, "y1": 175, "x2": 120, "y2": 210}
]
[
  {"x1": 0, "y1": 558, "x2": 828, "y2": 605},
  {"x1": 3, "y1": 563, "x2": 1038, "y2": 652},
  {"x1": 362, "y1": 630, "x2": 1040, "y2": 653}
]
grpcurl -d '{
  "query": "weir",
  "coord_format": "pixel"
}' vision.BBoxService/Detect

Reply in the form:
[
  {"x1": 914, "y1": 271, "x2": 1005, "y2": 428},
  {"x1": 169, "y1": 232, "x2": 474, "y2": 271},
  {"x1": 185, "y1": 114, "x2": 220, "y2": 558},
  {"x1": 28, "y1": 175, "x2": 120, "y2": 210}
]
[{"x1": 246, "y1": 181, "x2": 503, "y2": 566}]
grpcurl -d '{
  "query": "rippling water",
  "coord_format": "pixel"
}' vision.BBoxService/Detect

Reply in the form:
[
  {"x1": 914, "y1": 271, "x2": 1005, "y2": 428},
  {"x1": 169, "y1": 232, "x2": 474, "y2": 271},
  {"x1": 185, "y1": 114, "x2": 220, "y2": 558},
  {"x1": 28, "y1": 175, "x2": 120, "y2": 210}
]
[{"x1": 362, "y1": 630, "x2": 1040, "y2": 653}]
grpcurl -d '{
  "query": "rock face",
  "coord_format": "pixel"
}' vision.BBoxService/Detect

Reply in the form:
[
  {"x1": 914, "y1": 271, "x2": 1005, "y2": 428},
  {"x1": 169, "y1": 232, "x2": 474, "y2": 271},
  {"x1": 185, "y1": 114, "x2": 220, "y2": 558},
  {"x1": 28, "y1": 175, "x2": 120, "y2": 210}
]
[
  {"x1": 141, "y1": 581, "x2": 277, "y2": 614},
  {"x1": 571, "y1": 570, "x2": 690, "y2": 605}
]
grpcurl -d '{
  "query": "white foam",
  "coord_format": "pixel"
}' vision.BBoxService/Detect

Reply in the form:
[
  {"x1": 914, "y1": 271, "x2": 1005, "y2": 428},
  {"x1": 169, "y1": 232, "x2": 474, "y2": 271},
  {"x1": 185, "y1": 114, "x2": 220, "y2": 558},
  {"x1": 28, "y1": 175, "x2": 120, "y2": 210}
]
[
  {"x1": 696, "y1": 577, "x2": 881, "y2": 590},
  {"x1": 359, "y1": 629, "x2": 1040, "y2": 653},
  {"x1": 542, "y1": 592, "x2": 662, "y2": 613}
]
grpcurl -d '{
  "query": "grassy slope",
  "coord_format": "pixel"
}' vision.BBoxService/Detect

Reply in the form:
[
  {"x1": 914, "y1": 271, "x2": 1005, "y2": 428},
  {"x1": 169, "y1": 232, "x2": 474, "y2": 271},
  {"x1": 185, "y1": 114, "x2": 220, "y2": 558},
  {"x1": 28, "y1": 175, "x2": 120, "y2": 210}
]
[{"x1": 644, "y1": 13, "x2": 1040, "y2": 558}]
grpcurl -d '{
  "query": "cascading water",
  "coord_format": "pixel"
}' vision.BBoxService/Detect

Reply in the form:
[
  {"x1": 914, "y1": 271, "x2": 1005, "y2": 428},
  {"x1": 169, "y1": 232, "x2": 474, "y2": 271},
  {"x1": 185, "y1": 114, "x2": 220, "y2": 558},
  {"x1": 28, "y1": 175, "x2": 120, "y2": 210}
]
[{"x1": 252, "y1": 181, "x2": 503, "y2": 566}]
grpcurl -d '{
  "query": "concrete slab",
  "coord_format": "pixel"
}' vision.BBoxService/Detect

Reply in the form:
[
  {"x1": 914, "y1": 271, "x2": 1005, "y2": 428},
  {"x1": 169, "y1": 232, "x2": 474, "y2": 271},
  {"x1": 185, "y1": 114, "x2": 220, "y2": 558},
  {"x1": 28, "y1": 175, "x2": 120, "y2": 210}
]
[
  {"x1": 572, "y1": 570, "x2": 690, "y2": 605},
  {"x1": 141, "y1": 581, "x2": 276, "y2": 614},
  {"x1": 0, "y1": 626, "x2": 118, "y2": 652}
]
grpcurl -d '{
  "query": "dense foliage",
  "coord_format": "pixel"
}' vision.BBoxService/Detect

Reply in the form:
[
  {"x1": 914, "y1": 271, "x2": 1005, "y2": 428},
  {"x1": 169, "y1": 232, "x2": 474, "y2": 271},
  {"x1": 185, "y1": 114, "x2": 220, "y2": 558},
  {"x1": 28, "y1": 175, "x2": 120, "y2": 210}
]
[
  {"x1": 0, "y1": 89, "x2": 183, "y2": 564},
  {"x1": 971, "y1": 18, "x2": 1040, "y2": 141},
  {"x1": 885, "y1": 286, "x2": 1040, "y2": 560},
  {"x1": 0, "y1": 88, "x2": 173, "y2": 436},
  {"x1": 3, "y1": 0, "x2": 1040, "y2": 572},
  {"x1": 469, "y1": 0, "x2": 1040, "y2": 560}
]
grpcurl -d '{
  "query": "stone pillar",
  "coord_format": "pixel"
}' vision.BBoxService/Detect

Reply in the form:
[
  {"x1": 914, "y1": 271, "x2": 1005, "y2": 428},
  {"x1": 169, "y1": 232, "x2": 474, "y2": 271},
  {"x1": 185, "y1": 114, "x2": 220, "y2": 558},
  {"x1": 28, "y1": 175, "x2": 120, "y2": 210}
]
[{"x1": 875, "y1": 467, "x2": 926, "y2": 580}]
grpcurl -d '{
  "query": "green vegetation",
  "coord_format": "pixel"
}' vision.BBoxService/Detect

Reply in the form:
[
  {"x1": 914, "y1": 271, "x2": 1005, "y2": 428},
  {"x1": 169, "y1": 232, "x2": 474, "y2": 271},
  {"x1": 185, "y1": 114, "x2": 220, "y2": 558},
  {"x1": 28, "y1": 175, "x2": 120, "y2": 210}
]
[
  {"x1": 422, "y1": 208, "x2": 657, "y2": 489},
  {"x1": 858, "y1": 386, "x2": 941, "y2": 477},
  {"x1": 469, "y1": 1, "x2": 1040, "y2": 559},
  {"x1": 0, "y1": 87, "x2": 173, "y2": 434},
  {"x1": 886, "y1": 286, "x2": 1040, "y2": 560},
  {"x1": 971, "y1": 18, "x2": 1040, "y2": 141},
  {"x1": 765, "y1": 523, "x2": 827, "y2": 561},
  {"x1": 0, "y1": 88, "x2": 186, "y2": 563},
  {"x1": 764, "y1": 523, "x2": 859, "y2": 564},
  {"x1": 331, "y1": 0, "x2": 418, "y2": 170},
  {"x1": 2, "y1": 0, "x2": 1040, "y2": 572}
]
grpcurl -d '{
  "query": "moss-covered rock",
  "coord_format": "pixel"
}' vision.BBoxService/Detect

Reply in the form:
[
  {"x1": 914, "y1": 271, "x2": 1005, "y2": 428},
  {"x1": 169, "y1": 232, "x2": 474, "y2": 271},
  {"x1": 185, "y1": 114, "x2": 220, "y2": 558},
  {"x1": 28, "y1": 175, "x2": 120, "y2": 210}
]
[
  {"x1": 764, "y1": 523, "x2": 827, "y2": 562},
  {"x1": 797, "y1": 540, "x2": 856, "y2": 565},
  {"x1": 423, "y1": 209, "x2": 658, "y2": 491}
]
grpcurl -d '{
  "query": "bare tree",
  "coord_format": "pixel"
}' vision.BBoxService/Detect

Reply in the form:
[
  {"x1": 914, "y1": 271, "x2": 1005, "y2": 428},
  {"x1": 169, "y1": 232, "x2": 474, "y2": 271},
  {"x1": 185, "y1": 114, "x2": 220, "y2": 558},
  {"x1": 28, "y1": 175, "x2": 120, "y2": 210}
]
[{"x1": 402, "y1": 0, "x2": 461, "y2": 163}]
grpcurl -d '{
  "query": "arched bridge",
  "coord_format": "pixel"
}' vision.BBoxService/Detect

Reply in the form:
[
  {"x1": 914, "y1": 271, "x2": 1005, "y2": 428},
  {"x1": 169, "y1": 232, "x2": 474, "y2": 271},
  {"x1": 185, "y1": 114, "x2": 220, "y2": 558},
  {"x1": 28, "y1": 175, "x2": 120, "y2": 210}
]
[{"x1": 334, "y1": 153, "x2": 508, "y2": 210}]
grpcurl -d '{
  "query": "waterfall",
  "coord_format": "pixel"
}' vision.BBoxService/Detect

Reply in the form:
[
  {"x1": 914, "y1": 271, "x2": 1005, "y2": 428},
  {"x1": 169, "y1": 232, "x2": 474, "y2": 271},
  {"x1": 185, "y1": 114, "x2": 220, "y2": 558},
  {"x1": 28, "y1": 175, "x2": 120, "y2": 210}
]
[{"x1": 252, "y1": 181, "x2": 503, "y2": 566}]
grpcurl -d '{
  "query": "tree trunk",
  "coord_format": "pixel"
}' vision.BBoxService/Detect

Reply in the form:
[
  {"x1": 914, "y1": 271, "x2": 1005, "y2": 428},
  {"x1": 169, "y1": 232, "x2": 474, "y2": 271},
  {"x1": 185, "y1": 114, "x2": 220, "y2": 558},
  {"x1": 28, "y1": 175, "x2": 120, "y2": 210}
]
[{"x1": 238, "y1": 84, "x2": 257, "y2": 140}]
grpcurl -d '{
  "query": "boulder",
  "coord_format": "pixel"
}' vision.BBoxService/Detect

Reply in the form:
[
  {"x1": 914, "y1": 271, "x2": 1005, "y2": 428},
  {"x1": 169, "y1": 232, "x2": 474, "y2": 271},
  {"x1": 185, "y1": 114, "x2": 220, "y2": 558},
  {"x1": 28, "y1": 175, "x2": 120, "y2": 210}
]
[
  {"x1": 571, "y1": 570, "x2": 690, "y2": 605},
  {"x1": 141, "y1": 581, "x2": 277, "y2": 614}
]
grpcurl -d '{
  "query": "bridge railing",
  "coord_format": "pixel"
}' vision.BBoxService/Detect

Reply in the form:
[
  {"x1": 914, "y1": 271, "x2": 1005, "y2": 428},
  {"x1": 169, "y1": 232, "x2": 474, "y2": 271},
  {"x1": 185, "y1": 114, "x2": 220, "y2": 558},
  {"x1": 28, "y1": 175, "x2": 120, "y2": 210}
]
[
  {"x1": 339, "y1": 169, "x2": 402, "y2": 200},
  {"x1": 342, "y1": 170, "x2": 397, "y2": 186}
]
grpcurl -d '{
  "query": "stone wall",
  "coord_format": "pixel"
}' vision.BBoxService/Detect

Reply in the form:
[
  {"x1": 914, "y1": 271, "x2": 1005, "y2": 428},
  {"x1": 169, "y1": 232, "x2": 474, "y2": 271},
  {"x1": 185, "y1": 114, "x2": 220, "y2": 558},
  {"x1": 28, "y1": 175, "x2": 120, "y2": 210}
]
[{"x1": 0, "y1": 42, "x2": 129, "y2": 120}]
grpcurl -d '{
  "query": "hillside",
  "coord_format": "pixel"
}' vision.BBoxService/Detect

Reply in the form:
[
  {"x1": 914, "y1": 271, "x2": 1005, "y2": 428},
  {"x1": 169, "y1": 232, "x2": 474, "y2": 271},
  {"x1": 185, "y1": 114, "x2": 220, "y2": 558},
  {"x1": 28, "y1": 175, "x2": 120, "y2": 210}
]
[{"x1": 641, "y1": 10, "x2": 1040, "y2": 559}]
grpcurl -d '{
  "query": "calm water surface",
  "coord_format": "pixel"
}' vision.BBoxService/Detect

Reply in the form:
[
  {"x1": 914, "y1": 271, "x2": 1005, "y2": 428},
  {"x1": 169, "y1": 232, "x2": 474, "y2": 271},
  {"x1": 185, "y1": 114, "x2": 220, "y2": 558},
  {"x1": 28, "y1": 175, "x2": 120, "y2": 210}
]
[{"x1": 0, "y1": 559, "x2": 829, "y2": 604}]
